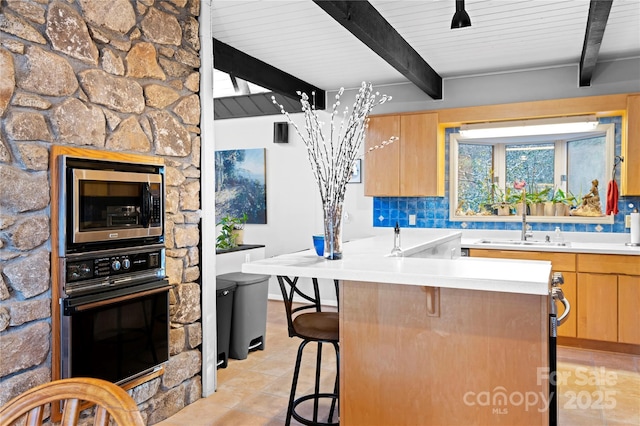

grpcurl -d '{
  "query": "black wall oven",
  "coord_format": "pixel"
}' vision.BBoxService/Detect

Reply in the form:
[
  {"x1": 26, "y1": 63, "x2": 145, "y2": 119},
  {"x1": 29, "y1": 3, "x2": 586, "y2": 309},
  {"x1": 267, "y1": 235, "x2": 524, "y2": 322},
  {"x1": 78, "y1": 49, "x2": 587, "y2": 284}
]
[
  {"x1": 60, "y1": 246, "x2": 170, "y2": 384},
  {"x1": 59, "y1": 156, "x2": 164, "y2": 255}
]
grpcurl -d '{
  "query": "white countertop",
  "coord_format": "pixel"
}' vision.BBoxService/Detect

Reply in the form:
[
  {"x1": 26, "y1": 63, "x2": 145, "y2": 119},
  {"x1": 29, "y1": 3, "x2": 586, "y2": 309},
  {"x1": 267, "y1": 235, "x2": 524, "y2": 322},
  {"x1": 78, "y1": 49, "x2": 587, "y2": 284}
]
[
  {"x1": 242, "y1": 229, "x2": 552, "y2": 296},
  {"x1": 460, "y1": 230, "x2": 640, "y2": 255}
]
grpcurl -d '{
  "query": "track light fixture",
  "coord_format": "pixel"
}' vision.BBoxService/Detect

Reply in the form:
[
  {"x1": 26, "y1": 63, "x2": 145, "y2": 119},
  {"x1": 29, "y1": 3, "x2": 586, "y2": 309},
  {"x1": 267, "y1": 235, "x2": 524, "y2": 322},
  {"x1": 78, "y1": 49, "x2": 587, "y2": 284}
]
[{"x1": 451, "y1": 0, "x2": 471, "y2": 29}]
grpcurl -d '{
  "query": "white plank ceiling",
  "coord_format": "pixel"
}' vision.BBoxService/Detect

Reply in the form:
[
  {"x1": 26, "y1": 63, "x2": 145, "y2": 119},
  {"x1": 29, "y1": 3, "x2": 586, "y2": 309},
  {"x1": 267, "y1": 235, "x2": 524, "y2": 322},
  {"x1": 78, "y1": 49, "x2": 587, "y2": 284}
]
[{"x1": 211, "y1": 0, "x2": 640, "y2": 93}]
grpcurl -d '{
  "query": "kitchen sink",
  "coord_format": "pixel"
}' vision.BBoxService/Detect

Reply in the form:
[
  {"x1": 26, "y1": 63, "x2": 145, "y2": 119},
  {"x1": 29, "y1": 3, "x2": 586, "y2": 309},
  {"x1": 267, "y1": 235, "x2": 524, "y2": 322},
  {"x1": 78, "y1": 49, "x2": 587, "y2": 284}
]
[{"x1": 477, "y1": 239, "x2": 570, "y2": 247}]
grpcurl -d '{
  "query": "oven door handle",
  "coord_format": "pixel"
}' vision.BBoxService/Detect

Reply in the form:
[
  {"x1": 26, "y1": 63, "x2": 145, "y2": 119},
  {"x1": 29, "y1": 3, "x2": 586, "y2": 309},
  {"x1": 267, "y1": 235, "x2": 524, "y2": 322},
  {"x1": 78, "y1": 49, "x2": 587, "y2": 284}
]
[
  {"x1": 64, "y1": 280, "x2": 170, "y2": 314},
  {"x1": 141, "y1": 182, "x2": 151, "y2": 228}
]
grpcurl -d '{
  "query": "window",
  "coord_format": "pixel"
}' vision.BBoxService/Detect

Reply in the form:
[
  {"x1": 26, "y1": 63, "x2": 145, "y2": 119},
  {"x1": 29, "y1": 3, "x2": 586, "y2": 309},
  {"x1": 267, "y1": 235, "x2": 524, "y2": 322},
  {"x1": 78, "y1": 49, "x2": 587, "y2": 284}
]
[
  {"x1": 450, "y1": 123, "x2": 615, "y2": 224},
  {"x1": 567, "y1": 136, "x2": 607, "y2": 199},
  {"x1": 457, "y1": 143, "x2": 493, "y2": 214}
]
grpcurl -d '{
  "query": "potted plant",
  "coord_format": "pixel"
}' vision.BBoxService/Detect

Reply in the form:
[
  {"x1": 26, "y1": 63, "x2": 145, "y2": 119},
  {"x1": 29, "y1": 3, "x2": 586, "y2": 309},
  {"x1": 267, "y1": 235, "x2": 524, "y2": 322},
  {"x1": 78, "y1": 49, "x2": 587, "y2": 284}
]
[
  {"x1": 568, "y1": 190, "x2": 581, "y2": 208},
  {"x1": 492, "y1": 187, "x2": 513, "y2": 216},
  {"x1": 551, "y1": 188, "x2": 571, "y2": 216},
  {"x1": 216, "y1": 213, "x2": 247, "y2": 249},
  {"x1": 530, "y1": 186, "x2": 551, "y2": 216}
]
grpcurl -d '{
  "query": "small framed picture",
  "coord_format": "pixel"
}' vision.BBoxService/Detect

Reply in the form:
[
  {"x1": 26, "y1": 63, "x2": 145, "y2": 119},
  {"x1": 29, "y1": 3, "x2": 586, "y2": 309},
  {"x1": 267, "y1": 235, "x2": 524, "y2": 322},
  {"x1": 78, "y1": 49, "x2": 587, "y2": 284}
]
[{"x1": 348, "y1": 159, "x2": 362, "y2": 183}]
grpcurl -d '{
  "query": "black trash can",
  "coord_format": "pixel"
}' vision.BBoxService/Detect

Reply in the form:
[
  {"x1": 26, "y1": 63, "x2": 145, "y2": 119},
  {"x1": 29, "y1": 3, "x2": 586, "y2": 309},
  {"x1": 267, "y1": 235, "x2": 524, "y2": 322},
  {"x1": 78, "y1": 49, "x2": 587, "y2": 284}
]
[
  {"x1": 217, "y1": 272, "x2": 270, "y2": 360},
  {"x1": 216, "y1": 277, "x2": 237, "y2": 369}
]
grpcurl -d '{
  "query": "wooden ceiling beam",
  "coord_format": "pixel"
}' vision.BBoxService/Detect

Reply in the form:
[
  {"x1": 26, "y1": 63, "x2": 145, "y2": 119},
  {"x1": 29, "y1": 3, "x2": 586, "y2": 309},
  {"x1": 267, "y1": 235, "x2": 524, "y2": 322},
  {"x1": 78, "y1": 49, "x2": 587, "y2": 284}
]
[
  {"x1": 313, "y1": 0, "x2": 442, "y2": 100},
  {"x1": 213, "y1": 38, "x2": 326, "y2": 109},
  {"x1": 579, "y1": 0, "x2": 613, "y2": 87}
]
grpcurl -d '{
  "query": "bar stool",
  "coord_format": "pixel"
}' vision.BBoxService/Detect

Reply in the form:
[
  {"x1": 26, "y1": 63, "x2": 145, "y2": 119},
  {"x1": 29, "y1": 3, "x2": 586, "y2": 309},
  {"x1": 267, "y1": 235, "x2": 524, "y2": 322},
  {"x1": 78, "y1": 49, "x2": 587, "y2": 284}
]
[{"x1": 277, "y1": 276, "x2": 339, "y2": 426}]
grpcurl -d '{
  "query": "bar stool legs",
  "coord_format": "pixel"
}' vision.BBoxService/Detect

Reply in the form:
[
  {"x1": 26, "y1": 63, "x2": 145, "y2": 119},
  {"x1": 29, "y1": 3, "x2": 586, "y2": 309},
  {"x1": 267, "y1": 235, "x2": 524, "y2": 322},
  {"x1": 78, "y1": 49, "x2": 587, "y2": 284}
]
[{"x1": 287, "y1": 339, "x2": 340, "y2": 426}]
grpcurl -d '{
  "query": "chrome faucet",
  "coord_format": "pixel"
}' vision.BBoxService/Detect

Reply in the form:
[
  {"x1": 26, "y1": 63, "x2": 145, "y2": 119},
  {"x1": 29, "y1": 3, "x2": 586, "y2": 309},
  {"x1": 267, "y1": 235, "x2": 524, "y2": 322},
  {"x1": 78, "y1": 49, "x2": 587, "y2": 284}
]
[{"x1": 521, "y1": 189, "x2": 533, "y2": 241}]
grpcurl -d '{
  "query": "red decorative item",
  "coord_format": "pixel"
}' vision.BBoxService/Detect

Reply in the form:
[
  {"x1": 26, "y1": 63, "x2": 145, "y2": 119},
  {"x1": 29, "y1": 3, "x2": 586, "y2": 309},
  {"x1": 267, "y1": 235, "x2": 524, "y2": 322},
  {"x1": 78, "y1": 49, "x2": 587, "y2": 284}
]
[{"x1": 606, "y1": 179, "x2": 619, "y2": 215}]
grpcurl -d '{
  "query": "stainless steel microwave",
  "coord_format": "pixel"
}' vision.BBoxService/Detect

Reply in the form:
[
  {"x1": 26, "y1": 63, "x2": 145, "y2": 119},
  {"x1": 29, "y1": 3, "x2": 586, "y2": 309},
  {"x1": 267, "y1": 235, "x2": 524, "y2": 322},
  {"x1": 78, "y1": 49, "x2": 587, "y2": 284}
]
[{"x1": 59, "y1": 156, "x2": 164, "y2": 254}]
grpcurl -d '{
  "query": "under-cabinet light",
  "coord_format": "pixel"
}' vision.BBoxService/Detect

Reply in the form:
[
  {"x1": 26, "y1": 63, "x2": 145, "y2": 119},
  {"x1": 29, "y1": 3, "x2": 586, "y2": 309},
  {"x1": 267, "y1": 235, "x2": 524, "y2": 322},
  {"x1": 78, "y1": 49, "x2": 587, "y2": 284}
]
[{"x1": 459, "y1": 116, "x2": 599, "y2": 139}]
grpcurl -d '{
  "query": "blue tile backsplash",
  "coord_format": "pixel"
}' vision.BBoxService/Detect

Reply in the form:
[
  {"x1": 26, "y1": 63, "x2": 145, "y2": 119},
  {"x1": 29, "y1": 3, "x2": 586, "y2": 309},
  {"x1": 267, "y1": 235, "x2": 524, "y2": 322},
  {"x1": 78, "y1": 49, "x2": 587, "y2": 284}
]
[{"x1": 373, "y1": 116, "x2": 640, "y2": 233}]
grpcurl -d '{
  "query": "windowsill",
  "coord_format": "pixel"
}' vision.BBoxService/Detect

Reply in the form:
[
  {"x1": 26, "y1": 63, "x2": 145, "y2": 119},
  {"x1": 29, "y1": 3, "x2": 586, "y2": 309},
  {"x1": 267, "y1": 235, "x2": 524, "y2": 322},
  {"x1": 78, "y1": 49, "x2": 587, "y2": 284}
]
[{"x1": 449, "y1": 214, "x2": 614, "y2": 224}]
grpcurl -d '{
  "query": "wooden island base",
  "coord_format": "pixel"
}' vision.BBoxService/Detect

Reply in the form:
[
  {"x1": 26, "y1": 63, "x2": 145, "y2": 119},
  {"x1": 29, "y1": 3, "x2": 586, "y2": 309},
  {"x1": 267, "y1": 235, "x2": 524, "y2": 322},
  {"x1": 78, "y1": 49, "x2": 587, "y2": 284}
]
[{"x1": 339, "y1": 280, "x2": 550, "y2": 426}]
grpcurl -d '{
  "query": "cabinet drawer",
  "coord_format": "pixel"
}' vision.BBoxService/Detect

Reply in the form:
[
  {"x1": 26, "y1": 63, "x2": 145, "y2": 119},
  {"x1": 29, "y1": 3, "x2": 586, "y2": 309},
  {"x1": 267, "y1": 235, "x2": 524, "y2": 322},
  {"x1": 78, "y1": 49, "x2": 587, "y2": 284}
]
[
  {"x1": 577, "y1": 254, "x2": 640, "y2": 275},
  {"x1": 469, "y1": 249, "x2": 576, "y2": 272}
]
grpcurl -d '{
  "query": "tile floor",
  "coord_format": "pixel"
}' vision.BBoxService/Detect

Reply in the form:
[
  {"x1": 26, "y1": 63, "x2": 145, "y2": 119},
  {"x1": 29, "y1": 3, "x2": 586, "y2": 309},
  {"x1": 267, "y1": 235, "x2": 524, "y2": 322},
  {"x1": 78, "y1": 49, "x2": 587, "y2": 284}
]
[{"x1": 157, "y1": 301, "x2": 640, "y2": 426}]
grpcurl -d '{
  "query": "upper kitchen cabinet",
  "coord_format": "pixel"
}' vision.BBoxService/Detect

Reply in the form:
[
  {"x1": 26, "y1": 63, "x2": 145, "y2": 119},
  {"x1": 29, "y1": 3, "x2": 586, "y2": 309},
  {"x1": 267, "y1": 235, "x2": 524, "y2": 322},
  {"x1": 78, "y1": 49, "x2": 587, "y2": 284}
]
[
  {"x1": 364, "y1": 112, "x2": 442, "y2": 197},
  {"x1": 364, "y1": 115, "x2": 400, "y2": 196},
  {"x1": 624, "y1": 94, "x2": 640, "y2": 195}
]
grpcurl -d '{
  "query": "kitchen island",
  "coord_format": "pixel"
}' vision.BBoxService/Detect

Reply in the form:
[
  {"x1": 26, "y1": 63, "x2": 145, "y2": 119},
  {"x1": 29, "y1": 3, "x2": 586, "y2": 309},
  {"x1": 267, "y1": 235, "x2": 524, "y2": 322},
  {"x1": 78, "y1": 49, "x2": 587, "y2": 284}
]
[{"x1": 242, "y1": 230, "x2": 554, "y2": 425}]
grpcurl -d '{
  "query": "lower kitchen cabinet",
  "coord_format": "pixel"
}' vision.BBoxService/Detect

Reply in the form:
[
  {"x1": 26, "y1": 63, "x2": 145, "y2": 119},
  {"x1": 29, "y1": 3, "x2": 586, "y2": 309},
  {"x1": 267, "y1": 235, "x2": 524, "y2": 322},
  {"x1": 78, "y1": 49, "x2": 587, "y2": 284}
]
[
  {"x1": 576, "y1": 273, "x2": 618, "y2": 342},
  {"x1": 577, "y1": 253, "x2": 640, "y2": 345},
  {"x1": 469, "y1": 249, "x2": 640, "y2": 347},
  {"x1": 468, "y1": 249, "x2": 577, "y2": 337},
  {"x1": 618, "y1": 275, "x2": 640, "y2": 344}
]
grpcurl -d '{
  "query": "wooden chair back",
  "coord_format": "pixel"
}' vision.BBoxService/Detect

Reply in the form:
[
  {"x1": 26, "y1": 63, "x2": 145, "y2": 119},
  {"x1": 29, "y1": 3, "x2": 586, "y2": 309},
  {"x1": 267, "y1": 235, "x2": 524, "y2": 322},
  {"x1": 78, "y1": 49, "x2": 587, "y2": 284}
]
[{"x1": 0, "y1": 377, "x2": 145, "y2": 426}]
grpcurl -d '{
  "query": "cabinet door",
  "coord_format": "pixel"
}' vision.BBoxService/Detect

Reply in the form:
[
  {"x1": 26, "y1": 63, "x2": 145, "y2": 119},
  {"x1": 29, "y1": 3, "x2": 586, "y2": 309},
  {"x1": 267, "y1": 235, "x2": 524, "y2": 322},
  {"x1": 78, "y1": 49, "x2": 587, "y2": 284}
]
[
  {"x1": 557, "y1": 272, "x2": 577, "y2": 338},
  {"x1": 618, "y1": 275, "x2": 640, "y2": 344},
  {"x1": 624, "y1": 94, "x2": 640, "y2": 195},
  {"x1": 468, "y1": 249, "x2": 577, "y2": 337},
  {"x1": 577, "y1": 273, "x2": 618, "y2": 342},
  {"x1": 400, "y1": 113, "x2": 439, "y2": 196},
  {"x1": 364, "y1": 115, "x2": 400, "y2": 196}
]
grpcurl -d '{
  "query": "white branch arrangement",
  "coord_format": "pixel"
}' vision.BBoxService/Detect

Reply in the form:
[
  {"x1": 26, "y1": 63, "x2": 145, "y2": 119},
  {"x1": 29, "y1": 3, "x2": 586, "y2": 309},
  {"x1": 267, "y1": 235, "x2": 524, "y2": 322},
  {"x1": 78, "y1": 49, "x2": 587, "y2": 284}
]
[{"x1": 272, "y1": 82, "x2": 396, "y2": 207}]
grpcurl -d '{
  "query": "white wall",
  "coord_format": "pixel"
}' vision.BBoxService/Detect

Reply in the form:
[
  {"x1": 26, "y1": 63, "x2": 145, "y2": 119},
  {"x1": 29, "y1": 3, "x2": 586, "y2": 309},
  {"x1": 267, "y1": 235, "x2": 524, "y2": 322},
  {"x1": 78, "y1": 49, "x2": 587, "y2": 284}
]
[
  {"x1": 215, "y1": 113, "x2": 379, "y2": 253},
  {"x1": 214, "y1": 111, "x2": 379, "y2": 301}
]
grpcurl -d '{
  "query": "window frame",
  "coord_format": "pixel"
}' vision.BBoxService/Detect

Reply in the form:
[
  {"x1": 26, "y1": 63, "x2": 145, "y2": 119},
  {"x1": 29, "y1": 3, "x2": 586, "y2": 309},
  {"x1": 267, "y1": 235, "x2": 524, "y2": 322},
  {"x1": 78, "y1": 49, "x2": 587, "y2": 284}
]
[{"x1": 449, "y1": 123, "x2": 615, "y2": 224}]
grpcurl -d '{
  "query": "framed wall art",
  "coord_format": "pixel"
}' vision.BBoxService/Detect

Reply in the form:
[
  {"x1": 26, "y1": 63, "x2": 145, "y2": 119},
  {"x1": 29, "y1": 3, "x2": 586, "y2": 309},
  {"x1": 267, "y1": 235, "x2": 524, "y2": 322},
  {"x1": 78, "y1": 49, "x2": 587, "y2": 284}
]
[{"x1": 215, "y1": 148, "x2": 267, "y2": 223}]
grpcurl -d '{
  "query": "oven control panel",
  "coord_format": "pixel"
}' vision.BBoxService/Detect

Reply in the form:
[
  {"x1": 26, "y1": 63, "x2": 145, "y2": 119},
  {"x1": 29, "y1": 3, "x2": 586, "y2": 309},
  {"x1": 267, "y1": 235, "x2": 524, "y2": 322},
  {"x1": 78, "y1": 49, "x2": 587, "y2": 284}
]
[{"x1": 65, "y1": 249, "x2": 162, "y2": 283}]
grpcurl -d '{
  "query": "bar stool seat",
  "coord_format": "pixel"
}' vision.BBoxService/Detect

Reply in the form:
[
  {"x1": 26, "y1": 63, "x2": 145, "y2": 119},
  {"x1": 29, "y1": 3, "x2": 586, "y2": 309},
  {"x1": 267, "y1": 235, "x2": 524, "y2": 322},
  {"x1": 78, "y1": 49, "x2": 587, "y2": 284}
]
[
  {"x1": 293, "y1": 312, "x2": 339, "y2": 341},
  {"x1": 278, "y1": 276, "x2": 340, "y2": 426}
]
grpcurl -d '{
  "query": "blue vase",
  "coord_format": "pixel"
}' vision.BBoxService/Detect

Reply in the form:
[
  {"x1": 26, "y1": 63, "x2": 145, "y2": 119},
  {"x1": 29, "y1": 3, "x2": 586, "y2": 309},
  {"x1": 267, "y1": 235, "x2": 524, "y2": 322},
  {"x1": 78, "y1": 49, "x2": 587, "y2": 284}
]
[{"x1": 312, "y1": 235, "x2": 324, "y2": 256}]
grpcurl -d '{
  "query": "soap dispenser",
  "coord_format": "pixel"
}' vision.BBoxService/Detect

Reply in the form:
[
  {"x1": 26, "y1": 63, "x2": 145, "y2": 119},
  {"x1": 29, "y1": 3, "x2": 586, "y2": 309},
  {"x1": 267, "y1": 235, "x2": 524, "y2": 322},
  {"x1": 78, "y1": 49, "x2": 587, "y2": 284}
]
[
  {"x1": 391, "y1": 221, "x2": 403, "y2": 256},
  {"x1": 553, "y1": 226, "x2": 564, "y2": 243}
]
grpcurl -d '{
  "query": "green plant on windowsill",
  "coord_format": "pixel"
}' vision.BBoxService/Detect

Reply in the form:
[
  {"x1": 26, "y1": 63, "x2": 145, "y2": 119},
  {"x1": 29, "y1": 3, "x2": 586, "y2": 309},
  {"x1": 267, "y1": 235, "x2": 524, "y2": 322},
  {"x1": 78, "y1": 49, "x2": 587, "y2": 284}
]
[
  {"x1": 550, "y1": 188, "x2": 575, "y2": 216},
  {"x1": 509, "y1": 188, "x2": 528, "y2": 207},
  {"x1": 529, "y1": 187, "x2": 551, "y2": 204},
  {"x1": 568, "y1": 190, "x2": 581, "y2": 208},
  {"x1": 550, "y1": 188, "x2": 568, "y2": 204},
  {"x1": 491, "y1": 187, "x2": 514, "y2": 215},
  {"x1": 528, "y1": 186, "x2": 551, "y2": 215},
  {"x1": 216, "y1": 213, "x2": 248, "y2": 249}
]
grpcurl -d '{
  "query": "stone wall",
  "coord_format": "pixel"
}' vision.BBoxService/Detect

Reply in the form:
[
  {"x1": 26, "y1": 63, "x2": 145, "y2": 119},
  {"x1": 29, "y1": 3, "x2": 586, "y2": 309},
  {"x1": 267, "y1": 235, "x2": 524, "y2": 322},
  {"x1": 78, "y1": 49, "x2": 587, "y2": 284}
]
[{"x1": 0, "y1": 1, "x2": 202, "y2": 423}]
